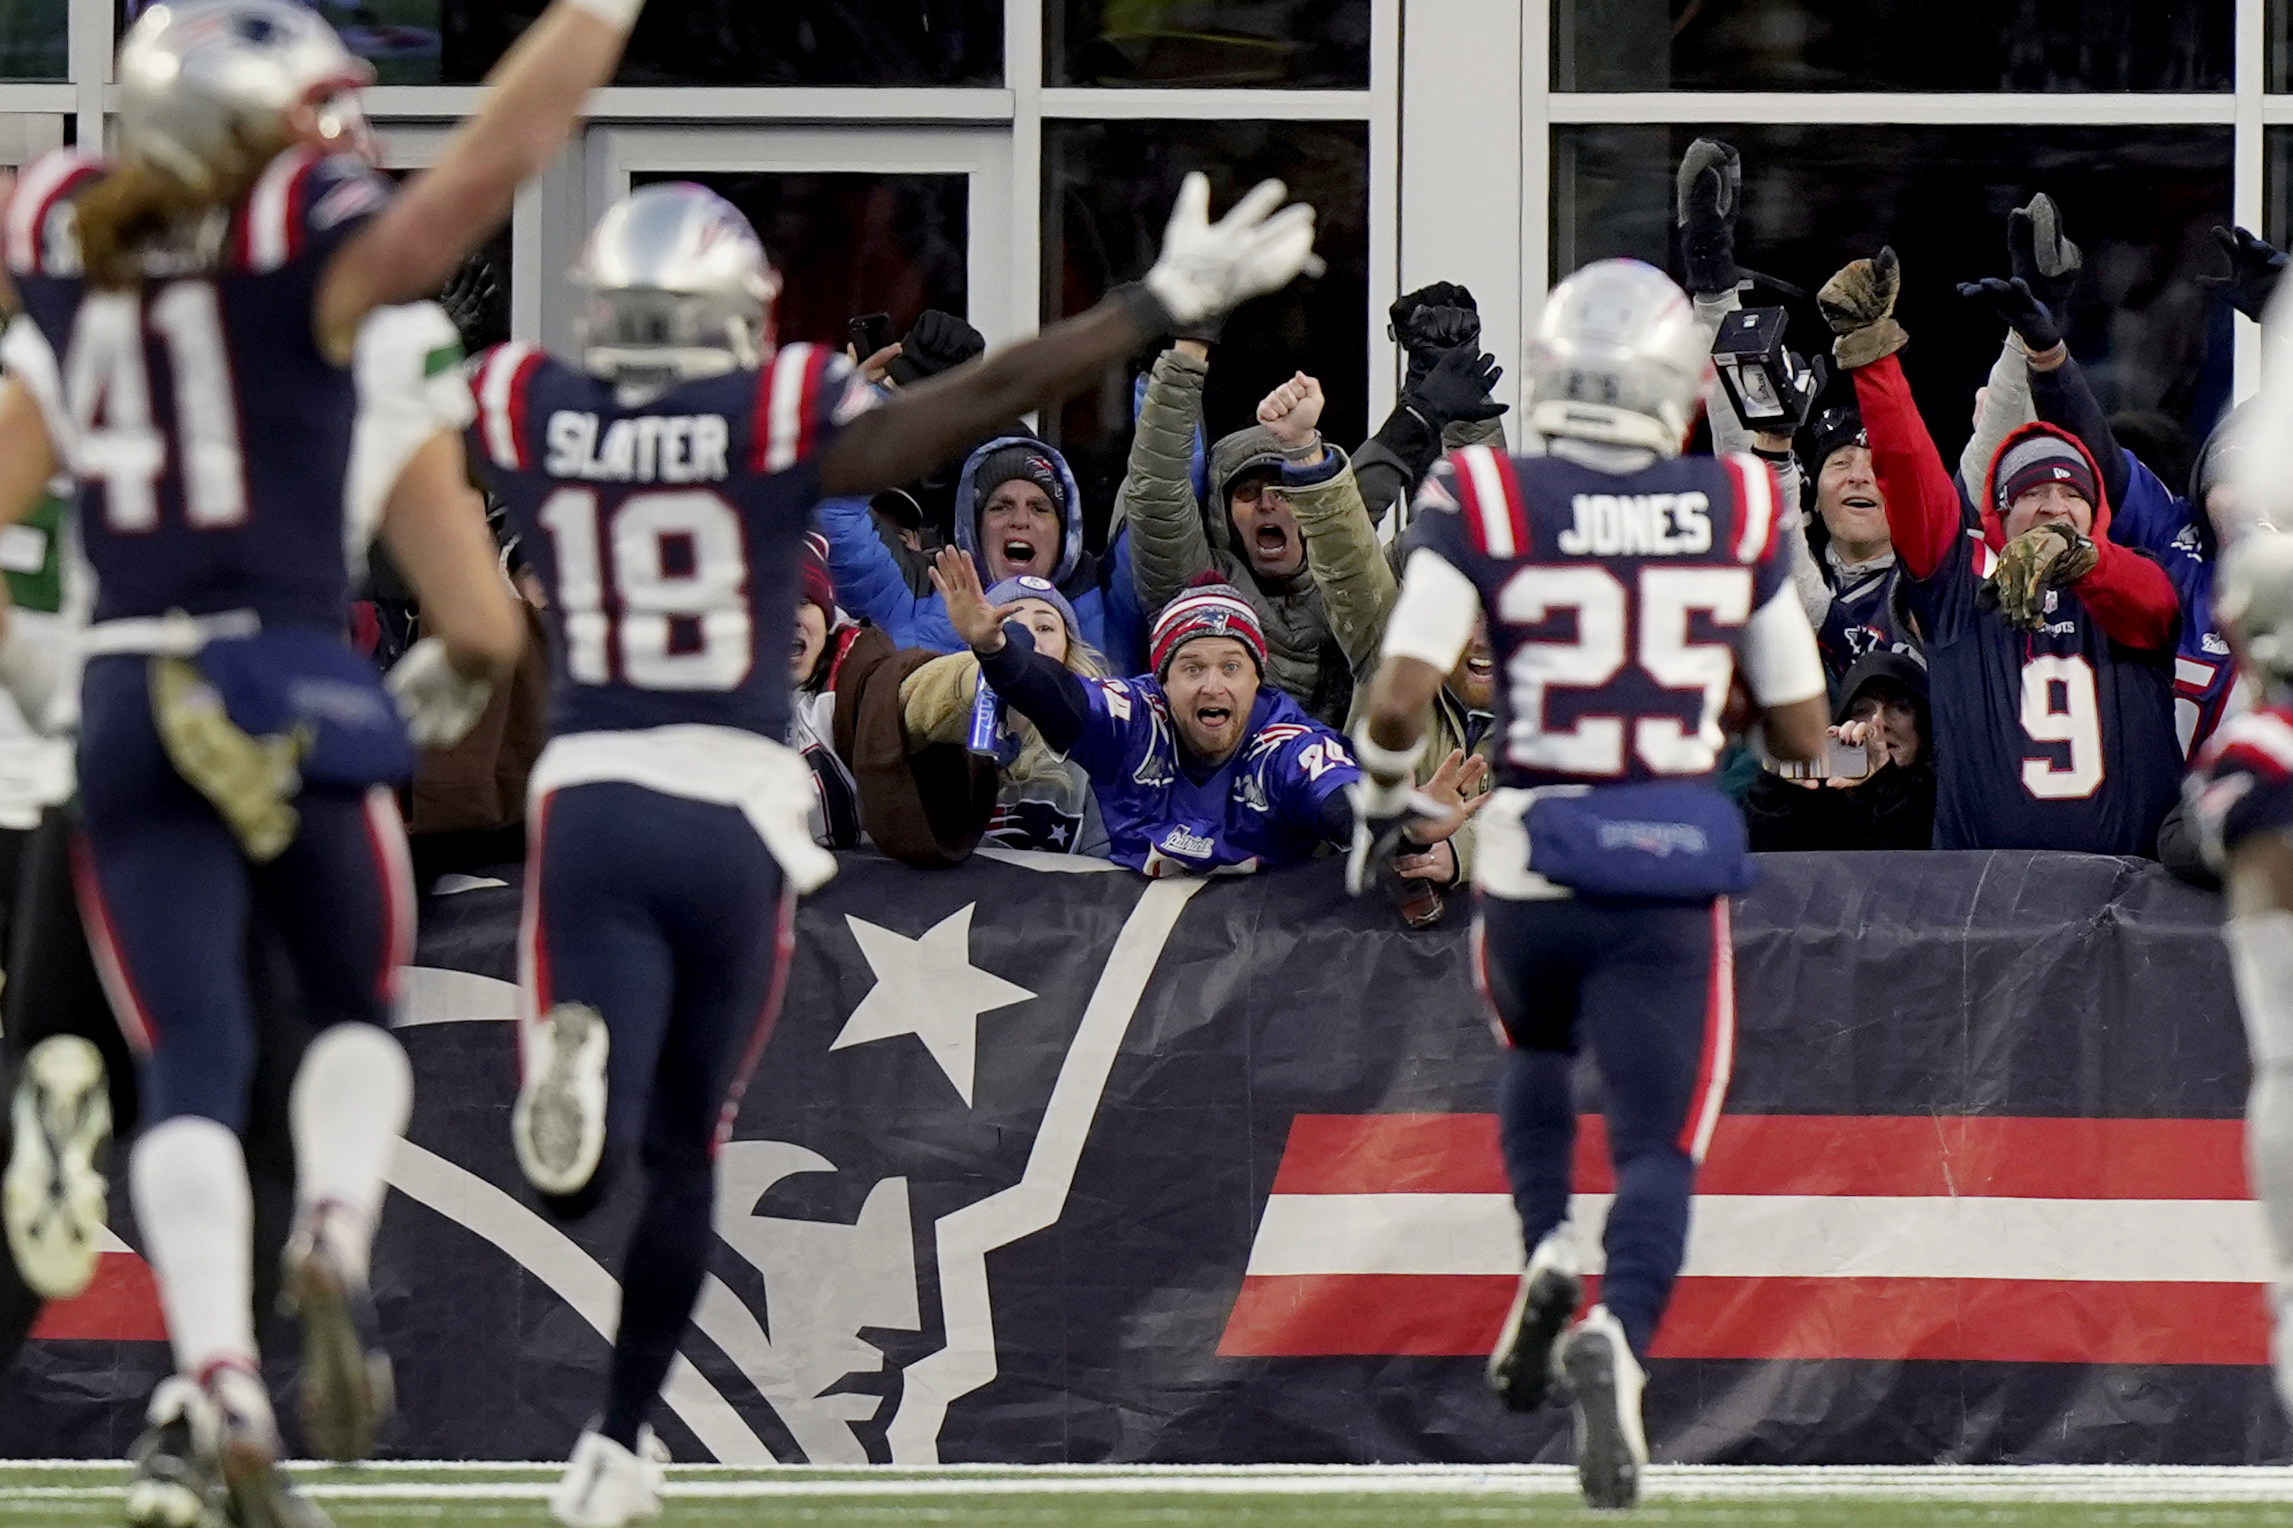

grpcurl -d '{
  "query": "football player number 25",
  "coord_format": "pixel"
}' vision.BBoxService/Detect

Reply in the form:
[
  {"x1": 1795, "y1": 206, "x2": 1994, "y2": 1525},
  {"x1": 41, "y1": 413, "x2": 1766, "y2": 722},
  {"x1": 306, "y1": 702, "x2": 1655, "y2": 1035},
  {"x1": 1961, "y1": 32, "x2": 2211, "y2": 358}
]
[
  {"x1": 1496, "y1": 564, "x2": 1752, "y2": 775},
  {"x1": 2019, "y1": 655, "x2": 2104, "y2": 799},
  {"x1": 539, "y1": 487, "x2": 753, "y2": 691}
]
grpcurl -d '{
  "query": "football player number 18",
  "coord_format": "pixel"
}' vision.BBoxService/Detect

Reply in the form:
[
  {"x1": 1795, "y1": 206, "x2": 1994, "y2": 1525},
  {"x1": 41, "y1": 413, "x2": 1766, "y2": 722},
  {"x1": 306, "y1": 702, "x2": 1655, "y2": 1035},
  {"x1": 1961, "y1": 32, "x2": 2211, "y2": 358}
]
[
  {"x1": 540, "y1": 486, "x2": 754, "y2": 691},
  {"x1": 2019, "y1": 655, "x2": 2104, "y2": 799}
]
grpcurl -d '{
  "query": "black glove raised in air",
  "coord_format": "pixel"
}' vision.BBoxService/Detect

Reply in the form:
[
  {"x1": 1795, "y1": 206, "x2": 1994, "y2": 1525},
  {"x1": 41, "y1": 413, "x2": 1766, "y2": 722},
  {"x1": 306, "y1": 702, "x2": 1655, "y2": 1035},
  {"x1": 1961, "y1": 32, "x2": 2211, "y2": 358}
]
[
  {"x1": 1406, "y1": 344, "x2": 1507, "y2": 432},
  {"x1": 2202, "y1": 225, "x2": 2289, "y2": 323},
  {"x1": 1956, "y1": 275, "x2": 2064, "y2": 355},
  {"x1": 886, "y1": 309, "x2": 986, "y2": 386},
  {"x1": 1675, "y1": 137, "x2": 1742, "y2": 296}
]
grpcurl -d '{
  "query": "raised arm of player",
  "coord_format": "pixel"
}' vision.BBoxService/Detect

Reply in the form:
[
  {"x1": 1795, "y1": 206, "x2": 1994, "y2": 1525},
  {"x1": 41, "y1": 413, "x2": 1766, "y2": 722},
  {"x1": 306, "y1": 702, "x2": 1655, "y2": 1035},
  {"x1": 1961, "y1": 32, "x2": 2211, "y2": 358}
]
[
  {"x1": 819, "y1": 173, "x2": 1317, "y2": 497},
  {"x1": 377, "y1": 435, "x2": 525, "y2": 683},
  {"x1": 316, "y1": 0, "x2": 643, "y2": 362}
]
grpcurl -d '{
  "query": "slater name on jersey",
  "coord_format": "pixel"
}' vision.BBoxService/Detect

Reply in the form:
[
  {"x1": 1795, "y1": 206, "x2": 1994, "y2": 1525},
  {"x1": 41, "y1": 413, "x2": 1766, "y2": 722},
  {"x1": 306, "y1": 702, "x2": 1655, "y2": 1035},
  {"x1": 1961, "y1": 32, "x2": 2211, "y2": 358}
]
[
  {"x1": 545, "y1": 410, "x2": 733, "y2": 485},
  {"x1": 1557, "y1": 492, "x2": 1713, "y2": 558}
]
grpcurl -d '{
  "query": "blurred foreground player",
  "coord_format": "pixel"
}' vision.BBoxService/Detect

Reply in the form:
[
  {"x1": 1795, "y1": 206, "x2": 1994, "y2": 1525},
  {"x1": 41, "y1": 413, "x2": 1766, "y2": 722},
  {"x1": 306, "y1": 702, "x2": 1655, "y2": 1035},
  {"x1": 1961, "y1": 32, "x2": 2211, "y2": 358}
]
[
  {"x1": 0, "y1": 0, "x2": 642, "y2": 1519},
  {"x1": 479, "y1": 175, "x2": 1316, "y2": 1526},
  {"x1": 2190, "y1": 533, "x2": 2293, "y2": 1420},
  {"x1": 1349, "y1": 260, "x2": 1827, "y2": 1509}
]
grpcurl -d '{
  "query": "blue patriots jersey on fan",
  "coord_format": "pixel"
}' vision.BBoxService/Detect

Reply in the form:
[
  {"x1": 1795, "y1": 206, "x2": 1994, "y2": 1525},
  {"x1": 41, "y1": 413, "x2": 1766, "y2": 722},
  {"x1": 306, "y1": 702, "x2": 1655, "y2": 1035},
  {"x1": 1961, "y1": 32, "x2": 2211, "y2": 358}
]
[
  {"x1": 471, "y1": 341, "x2": 869, "y2": 741},
  {"x1": 2189, "y1": 702, "x2": 2293, "y2": 860},
  {"x1": 2101, "y1": 449, "x2": 2236, "y2": 757},
  {"x1": 1909, "y1": 524, "x2": 2181, "y2": 856},
  {"x1": 3, "y1": 147, "x2": 393, "y2": 628},
  {"x1": 1410, "y1": 445, "x2": 1794, "y2": 794},
  {"x1": 1818, "y1": 561, "x2": 1916, "y2": 689}
]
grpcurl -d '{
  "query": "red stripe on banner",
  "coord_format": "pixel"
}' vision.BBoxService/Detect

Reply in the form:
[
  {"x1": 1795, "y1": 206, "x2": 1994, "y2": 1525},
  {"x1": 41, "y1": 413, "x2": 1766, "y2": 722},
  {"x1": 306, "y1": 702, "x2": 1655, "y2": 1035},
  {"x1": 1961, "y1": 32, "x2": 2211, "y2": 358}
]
[
  {"x1": 1266, "y1": 1114, "x2": 2250, "y2": 1200},
  {"x1": 1218, "y1": 1273, "x2": 2270, "y2": 1364},
  {"x1": 29, "y1": 1252, "x2": 167, "y2": 1343}
]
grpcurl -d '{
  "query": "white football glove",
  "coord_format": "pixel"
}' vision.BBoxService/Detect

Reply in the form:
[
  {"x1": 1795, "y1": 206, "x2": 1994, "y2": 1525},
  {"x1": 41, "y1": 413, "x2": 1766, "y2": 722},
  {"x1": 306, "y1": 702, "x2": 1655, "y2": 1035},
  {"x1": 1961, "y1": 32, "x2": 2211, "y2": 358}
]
[
  {"x1": 0, "y1": 615, "x2": 62, "y2": 732},
  {"x1": 1343, "y1": 776, "x2": 1448, "y2": 899},
  {"x1": 1144, "y1": 172, "x2": 1320, "y2": 329},
  {"x1": 387, "y1": 637, "x2": 494, "y2": 750}
]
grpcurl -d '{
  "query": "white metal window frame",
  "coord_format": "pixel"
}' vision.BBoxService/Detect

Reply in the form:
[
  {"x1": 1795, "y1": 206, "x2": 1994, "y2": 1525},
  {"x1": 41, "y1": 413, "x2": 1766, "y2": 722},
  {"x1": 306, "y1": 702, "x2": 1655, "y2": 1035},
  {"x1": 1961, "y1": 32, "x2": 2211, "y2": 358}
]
[{"x1": 1520, "y1": 0, "x2": 2277, "y2": 401}]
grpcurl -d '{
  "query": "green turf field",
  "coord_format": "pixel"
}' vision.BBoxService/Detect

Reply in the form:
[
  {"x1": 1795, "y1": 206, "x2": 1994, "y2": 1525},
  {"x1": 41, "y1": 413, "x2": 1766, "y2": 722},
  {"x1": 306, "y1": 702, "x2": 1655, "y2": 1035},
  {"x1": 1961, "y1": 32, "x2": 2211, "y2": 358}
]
[{"x1": 9, "y1": 1464, "x2": 2293, "y2": 1527}]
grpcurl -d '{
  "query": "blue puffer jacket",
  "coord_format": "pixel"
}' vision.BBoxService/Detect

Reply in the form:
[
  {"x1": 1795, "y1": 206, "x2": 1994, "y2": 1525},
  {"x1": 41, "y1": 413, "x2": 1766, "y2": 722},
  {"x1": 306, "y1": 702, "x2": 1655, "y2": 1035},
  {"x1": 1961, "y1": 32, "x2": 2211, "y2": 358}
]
[{"x1": 816, "y1": 434, "x2": 1108, "y2": 655}]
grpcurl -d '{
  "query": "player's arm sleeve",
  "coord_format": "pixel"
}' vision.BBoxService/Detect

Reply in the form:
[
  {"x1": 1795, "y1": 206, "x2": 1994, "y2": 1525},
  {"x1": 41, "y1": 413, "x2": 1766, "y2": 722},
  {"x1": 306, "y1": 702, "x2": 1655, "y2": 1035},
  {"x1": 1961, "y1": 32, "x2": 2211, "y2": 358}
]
[
  {"x1": 1381, "y1": 546, "x2": 1483, "y2": 675},
  {"x1": 1850, "y1": 353, "x2": 1971, "y2": 582},
  {"x1": 1737, "y1": 583, "x2": 1827, "y2": 709},
  {"x1": 2071, "y1": 542, "x2": 2181, "y2": 653}
]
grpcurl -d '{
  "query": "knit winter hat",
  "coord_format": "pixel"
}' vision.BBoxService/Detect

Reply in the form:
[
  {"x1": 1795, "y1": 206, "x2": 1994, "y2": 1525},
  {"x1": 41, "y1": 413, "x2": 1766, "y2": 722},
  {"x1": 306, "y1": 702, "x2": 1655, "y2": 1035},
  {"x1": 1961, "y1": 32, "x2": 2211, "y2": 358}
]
[
  {"x1": 1996, "y1": 434, "x2": 2097, "y2": 513},
  {"x1": 798, "y1": 532, "x2": 836, "y2": 617},
  {"x1": 972, "y1": 444, "x2": 1070, "y2": 518},
  {"x1": 985, "y1": 574, "x2": 1081, "y2": 643},
  {"x1": 1151, "y1": 582, "x2": 1266, "y2": 678},
  {"x1": 1796, "y1": 403, "x2": 1867, "y2": 484}
]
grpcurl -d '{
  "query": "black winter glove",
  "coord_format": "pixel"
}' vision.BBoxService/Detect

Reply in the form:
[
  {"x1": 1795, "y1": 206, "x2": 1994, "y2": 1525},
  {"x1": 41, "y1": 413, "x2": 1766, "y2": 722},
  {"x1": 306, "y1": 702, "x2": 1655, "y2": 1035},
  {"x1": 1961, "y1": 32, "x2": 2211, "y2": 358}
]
[
  {"x1": 2202, "y1": 225, "x2": 2289, "y2": 323},
  {"x1": 1400, "y1": 308, "x2": 1483, "y2": 392},
  {"x1": 886, "y1": 309, "x2": 986, "y2": 386},
  {"x1": 1406, "y1": 344, "x2": 1507, "y2": 431},
  {"x1": 1388, "y1": 281, "x2": 1477, "y2": 340},
  {"x1": 2006, "y1": 193, "x2": 2081, "y2": 319},
  {"x1": 1675, "y1": 137, "x2": 1741, "y2": 296},
  {"x1": 1957, "y1": 275, "x2": 2064, "y2": 355}
]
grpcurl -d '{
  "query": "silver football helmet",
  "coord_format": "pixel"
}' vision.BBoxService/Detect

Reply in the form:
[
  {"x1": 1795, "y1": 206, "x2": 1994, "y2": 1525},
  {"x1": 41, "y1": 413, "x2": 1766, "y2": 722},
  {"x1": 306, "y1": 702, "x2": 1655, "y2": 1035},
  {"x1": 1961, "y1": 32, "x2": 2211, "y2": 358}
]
[
  {"x1": 571, "y1": 184, "x2": 783, "y2": 390},
  {"x1": 1523, "y1": 258, "x2": 1711, "y2": 457},
  {"x1": 2218, "y1": 532, "x2": 2293, "y2": 686},
  {"x1": 116, "y1": 1, "x2": 374, "y2": 190}
]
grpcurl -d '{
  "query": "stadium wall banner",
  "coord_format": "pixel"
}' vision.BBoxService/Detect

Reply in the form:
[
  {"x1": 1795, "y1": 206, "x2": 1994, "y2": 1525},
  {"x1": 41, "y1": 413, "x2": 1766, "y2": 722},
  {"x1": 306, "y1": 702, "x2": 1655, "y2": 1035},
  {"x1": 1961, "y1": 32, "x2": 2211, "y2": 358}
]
[{"x1": 7, "y1": 849, "x2": 2285, "y2": 1467}]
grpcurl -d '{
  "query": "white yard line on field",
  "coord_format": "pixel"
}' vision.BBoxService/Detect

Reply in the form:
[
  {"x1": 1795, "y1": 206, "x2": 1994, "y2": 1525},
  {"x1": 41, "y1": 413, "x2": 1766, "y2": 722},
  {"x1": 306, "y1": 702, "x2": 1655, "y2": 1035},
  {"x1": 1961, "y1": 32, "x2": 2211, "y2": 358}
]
[{"x1": 6, "y1": 1465, "x2": 2293, "y2": 1503}]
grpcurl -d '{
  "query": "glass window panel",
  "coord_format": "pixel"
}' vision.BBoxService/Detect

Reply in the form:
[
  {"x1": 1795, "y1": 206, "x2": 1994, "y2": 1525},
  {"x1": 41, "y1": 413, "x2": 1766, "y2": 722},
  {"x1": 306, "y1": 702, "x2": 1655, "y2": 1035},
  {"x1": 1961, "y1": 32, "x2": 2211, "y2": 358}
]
[
  {"x1": 0, "y1": 0, "x2": 66, "y2": 81},
  {"x1": 121, "y1": 0, "x2": 1001, "y2": 88},
  {"x1": 1555, "y1": 125, "x2": 2232, "y2": 464},
  {"x1": 1049, "y1": 0, "x2": 1370, "y2": 88},
  {"x1": 1558, "y1": 0, "x2": 2229, "y2": 92},
  {"x1": 1042, "y1": 121, "x2": 1369, "y2": 552},
  {"x1": 633, "y1": 171, "x2": 968, "y2": 355}
]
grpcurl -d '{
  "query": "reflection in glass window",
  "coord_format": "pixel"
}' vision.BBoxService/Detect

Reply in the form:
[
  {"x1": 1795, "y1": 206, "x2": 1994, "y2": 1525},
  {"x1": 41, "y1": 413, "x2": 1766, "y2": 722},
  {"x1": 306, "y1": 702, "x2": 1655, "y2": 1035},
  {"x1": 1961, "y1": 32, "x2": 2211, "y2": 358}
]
[
  {"x1": 1557, "y1": 0, "x2": 2228, "y2": 92},
  {"x1": 127, "y1": 0, "x2": 1004, "y2": 87},
  {"x1": 1555, "y1": 126, "x2": 2232, "y2": 463},
  {"x1": 1050, "y1": 0, "x2": 1370, "y2": 88},
  {"x1": 633, "y1": 172, "x2": 968, "y2": 355},
  {"x1": 0, "y1": 0, "x2": 69, "y2": 81},
  {"x1": 1042, "y1": 121, "x2": 1368, "y2": 549}
]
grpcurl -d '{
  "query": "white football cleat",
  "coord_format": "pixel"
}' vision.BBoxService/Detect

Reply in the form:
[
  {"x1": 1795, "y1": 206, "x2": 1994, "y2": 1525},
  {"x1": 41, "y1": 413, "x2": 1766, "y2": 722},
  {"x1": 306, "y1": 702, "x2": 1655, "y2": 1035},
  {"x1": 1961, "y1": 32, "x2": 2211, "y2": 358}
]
[
  {"x1": 551, "y1": 1429, "x2": 661, "y2": 1527},
  {"x1": 1486, "y1": 1229, "x2": 1583, "y2": 1411},
  {"x1": 1560, "y1": 1304, "x2": 1648, "y2": 1511},
  {"x1": 124, "y1": 1377, "x2": 223, "y2": 1528},
  {"x1": 514, "y1": 1003, "x2": 610, "y2": 1198},
  {"x1": 4, "y1": 1034, "x2": 111, "y2": 1299}
]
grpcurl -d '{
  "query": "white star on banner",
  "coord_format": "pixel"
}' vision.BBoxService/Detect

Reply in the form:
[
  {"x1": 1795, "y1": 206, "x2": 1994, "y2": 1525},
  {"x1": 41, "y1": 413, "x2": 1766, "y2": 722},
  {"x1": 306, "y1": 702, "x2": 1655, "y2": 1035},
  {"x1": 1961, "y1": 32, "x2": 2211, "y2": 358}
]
[{"x1": 831, "y1": 904, "x2": 1035, "y2": 1105}]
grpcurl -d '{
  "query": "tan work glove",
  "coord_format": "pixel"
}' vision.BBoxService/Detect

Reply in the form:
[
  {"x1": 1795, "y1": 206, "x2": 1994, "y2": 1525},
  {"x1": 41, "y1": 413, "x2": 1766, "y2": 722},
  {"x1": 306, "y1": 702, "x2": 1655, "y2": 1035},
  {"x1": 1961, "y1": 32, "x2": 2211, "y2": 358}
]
[
  {"x1": 1986, "y1": 520, "x2": 2100, "y2": 629},
  {"x1": 1818, "y1": 246, "x2": 1909, "y2": 369}
]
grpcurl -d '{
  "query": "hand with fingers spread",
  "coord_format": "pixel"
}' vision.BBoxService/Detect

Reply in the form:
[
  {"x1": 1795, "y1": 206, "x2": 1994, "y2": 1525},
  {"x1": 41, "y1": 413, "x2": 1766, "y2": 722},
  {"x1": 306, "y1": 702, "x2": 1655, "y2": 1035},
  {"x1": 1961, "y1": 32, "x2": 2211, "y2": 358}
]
[
  {"x1": 1404, "y1": 748, "x2": 1494, "y2": 847},
  {"x1": 1257, "y1": 371, "x2": 1327, "y2": 455},
  {"x1": 1957, "y1": 275, "x2": 2064, "y2": 358},
  {"x1": 2203, "y1": 225, "x2": 2289, "y2": 322},
  {"x1": 928, "y1": 546, "x2": 1024, "y2": 654},
  {"x1": 1145, "y1": 172, "x2": 1320, "y2": 330},
  {"x1": 1409, "y1": 345, "x2": 1507, "y2": 431}
]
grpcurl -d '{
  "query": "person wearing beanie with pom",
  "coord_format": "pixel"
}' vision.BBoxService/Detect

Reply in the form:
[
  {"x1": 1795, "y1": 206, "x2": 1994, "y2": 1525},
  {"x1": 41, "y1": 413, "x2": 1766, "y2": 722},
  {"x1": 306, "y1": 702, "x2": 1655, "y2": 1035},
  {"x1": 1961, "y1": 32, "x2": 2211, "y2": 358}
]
[
  {"x1": 895, "y1": 574, "x2": 1112, "y2": 857},
  {"x1": 932, "y1": 553, "x2": 1478, "y2": 877}
]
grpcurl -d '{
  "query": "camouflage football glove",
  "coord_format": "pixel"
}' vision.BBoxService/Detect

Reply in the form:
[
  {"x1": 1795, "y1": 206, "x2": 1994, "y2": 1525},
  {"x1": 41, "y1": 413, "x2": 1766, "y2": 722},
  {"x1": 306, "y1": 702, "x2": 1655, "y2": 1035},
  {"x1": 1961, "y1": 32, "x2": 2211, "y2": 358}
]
[
  {"x1": 1986, "y1": 520, "x2": 2100, "y2": 629},
  {"x1": 1817, "y1": 246, "x2": 1907, "y2": 370}
]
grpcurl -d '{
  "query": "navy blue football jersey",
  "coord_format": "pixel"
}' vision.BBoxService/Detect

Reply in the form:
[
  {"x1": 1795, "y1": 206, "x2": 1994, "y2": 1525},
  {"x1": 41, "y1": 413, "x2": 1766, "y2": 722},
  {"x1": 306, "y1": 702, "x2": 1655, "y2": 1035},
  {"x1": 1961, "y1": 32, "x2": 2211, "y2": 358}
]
[
  {"x1": 1818, "y1": 561, "x2": 1917, "y2": 691},
  {"x1": 472, "y1": 341, "x2": 866, "y2": 741},
  {"x1": 2188, "y1": 702, "x2": 2293, "y2": 862},
  {"x1": 1411, "y1": 446, "x2": 1795, "y2": 793},
  {"x1": 4, "y1": 147, "x2": 392, "y2": 629},
  {"x1": 1906, "y1": 526, "x2": 2180, "y2": 856}
]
